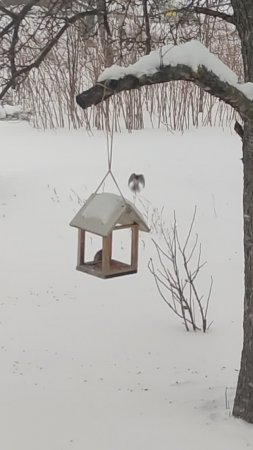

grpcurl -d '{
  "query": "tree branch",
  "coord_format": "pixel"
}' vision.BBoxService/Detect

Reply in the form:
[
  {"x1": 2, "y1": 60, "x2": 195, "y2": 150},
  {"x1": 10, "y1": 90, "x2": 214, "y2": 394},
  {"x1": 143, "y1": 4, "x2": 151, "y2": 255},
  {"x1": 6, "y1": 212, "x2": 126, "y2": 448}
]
[
  {"x1": 0, "y1": 7, "x2": 98, "y2": 100},
  {"x1": 142, "y1": 0, "x2": 151, "y2": 54},
  {"x1": 76, "y1": 62, "x2": 253, "y2": 120},
  {"x1": 0, "y1": 0, "x2": 41, "y2": 38},
  {"x1": 0, "y1": 6, "x2": 17, "y2": 20},
  {"x1": 178, "y1": 6, "x2": 235, "y2": 25}
]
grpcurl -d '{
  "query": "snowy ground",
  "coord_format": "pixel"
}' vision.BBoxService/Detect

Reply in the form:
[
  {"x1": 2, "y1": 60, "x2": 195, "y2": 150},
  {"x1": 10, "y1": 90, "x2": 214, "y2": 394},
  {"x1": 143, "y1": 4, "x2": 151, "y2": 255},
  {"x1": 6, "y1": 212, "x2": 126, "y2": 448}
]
[{"x1": 1, "y1": 121, "x2": 252, "y2": 450}]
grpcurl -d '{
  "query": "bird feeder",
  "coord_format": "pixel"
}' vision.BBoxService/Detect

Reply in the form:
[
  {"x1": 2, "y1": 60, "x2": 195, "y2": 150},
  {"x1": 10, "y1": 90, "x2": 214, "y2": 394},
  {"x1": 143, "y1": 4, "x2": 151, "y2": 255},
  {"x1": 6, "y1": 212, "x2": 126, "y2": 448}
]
[{"x1": 70, "y1": 192, "x2": 150, "y2": 279}]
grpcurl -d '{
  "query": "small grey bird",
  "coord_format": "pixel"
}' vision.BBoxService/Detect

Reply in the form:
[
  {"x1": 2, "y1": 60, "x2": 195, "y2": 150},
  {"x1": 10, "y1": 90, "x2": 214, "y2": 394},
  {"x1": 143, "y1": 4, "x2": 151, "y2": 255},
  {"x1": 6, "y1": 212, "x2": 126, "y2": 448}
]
[
  {"x1": 93, "y1": 249, "x2": 103, "y2": 264},
  {"x1": 128, "y1": 173, "x2": 145, "y2": 194}
]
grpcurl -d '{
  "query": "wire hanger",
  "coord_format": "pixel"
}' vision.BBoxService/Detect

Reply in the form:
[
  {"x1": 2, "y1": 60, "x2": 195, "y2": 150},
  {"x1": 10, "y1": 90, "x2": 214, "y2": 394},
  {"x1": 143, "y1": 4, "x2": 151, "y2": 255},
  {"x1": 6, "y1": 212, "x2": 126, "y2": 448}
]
[{"x1": 93, "y1": 96, "x2": 127, "y2": 204}]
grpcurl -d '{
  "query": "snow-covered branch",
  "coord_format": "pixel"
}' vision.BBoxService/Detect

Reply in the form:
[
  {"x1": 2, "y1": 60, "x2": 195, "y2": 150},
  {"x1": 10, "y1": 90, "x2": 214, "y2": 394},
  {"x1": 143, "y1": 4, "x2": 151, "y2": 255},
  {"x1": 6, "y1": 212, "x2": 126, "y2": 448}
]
[{"x1": 76, "y1": 40, "x2": 253, "y2": 119}]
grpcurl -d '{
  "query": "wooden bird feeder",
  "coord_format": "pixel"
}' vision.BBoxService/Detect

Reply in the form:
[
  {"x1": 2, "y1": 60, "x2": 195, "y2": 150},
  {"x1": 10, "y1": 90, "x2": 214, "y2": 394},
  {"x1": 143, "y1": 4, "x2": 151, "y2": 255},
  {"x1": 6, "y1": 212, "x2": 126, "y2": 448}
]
[{"x1": 70, "y1": 193, "x2": 150, "y2": 279}]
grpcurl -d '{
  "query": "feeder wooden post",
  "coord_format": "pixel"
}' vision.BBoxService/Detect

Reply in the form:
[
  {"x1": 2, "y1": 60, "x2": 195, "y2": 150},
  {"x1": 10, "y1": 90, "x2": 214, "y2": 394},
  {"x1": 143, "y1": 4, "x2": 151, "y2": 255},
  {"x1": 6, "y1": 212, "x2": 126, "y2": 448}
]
[
  {"x1": 102, "y1": 233, "x2": 112, "y2": 273},
  {"x1": 77, "y1": 229, "x2": 85, "y2": 265},
  {"x1": 131, "y1": 224, "x2": 139, "y2": 270}
]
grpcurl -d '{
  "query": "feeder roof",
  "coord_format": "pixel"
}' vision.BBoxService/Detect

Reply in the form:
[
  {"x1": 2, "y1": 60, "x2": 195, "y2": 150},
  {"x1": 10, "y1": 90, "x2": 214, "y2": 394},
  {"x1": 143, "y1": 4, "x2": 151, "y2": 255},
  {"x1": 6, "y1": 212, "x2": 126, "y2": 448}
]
[{"x1": 70, "y1": 193, "x2": 150, "y2": 236}]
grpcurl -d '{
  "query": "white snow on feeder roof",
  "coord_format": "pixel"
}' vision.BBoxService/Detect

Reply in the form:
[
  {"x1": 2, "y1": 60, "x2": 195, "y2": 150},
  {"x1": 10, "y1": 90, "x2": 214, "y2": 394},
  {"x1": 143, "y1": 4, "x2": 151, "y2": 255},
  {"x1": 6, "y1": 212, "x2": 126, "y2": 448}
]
[{"x1": 70, "y1": 193, "x2": 150, "y2": 236}]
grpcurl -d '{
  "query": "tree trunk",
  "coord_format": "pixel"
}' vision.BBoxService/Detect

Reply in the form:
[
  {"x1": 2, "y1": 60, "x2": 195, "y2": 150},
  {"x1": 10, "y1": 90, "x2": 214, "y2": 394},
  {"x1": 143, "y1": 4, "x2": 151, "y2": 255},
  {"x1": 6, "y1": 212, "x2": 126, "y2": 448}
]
[
  {"x1": 97, "y1": 0, "x2": 113, "y2": 67},
  {"x1": 231, "y1": 0, "x2": 253, "y2": 81},
  {"x1": 142, "y1": 0, "x2": 151, "y2": 54},
  {"x1": 233, "y1": 119, "x2": 253, "y2": 422},
  {"x1": 230, "y1": 0, "x2": 253, "y2": 423}
]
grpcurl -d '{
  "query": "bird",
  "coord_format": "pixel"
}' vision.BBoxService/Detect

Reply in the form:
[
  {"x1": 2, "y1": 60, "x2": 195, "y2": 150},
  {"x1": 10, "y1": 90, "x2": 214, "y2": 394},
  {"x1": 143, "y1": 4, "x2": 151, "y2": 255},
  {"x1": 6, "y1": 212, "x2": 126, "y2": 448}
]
[
  {"x1": 92, "y1": 249, "x2": 103, "y2": 264},
  {"x1": 128, "y1": 173, "x2": 145, "y2": 194}
]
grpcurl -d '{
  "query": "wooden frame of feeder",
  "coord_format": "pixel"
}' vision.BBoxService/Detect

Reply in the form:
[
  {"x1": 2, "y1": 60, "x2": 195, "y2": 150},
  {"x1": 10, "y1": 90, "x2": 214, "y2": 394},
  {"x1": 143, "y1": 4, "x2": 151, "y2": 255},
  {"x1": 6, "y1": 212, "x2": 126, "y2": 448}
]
[
  {"x1": 70, "y1": 193, "x2": 149, "y2": 279},
  {"x1": 76, "y1": 223, "x2": 139, "y2": 279}
]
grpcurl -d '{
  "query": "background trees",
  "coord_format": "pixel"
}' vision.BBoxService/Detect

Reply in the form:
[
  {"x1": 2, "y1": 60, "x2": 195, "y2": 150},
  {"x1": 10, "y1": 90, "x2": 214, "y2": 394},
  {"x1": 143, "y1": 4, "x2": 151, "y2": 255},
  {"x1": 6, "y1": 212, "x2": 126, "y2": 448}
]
[{"x1": 0, "y1": 0, "x2": 240, "y2": 128}]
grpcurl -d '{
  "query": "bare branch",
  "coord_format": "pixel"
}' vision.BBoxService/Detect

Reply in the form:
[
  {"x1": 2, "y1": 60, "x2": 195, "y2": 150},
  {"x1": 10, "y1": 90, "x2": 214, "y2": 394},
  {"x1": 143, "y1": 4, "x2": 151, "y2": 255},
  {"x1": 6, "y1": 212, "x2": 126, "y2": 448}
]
[
  {"x1": 178, "y1": 6, "x2": 234, "y2": 25},
  {"x1": 205, "y1": 276, "x2": 214, "y2": 321},
  {"x1": 0, "y1": 6, "x2": 17, "y2": 20},
  {"x1": 0, "y1": 6, "x2": 98, "y2": 99},
  {"x1": 150, "y1": 208, "x2": 212, "y2": 332},
  {"x1": 182, "y1": 206, "x2": 197, "y2": 253},
  {"x1": 142, "y1": 0, "x2": 151, "y2": 54}
]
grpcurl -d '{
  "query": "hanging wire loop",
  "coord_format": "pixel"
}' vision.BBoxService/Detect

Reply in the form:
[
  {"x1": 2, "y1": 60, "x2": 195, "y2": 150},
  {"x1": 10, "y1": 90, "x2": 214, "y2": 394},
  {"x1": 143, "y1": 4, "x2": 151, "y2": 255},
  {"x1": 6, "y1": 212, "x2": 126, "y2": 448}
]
[{"x1": 94, "y1": 96, "x2": 127, "y2": 204}]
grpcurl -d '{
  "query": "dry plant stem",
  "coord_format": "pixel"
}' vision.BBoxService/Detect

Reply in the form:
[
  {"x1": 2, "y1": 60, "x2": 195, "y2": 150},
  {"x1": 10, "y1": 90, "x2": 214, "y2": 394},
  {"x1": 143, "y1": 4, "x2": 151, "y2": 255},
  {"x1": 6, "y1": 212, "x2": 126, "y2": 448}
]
[
  {"x1": 149, "y1": 208, "x2": 213, "y2": 332},
  {"x1": 150, "y1": 240, "x2": 197, "y2": 332},
  {"x1": 174, "y1": 208, "x2": 208, "y2": 332},
  {"x1": 148, "y1": 258, "x2": 199, "y2": 331}
]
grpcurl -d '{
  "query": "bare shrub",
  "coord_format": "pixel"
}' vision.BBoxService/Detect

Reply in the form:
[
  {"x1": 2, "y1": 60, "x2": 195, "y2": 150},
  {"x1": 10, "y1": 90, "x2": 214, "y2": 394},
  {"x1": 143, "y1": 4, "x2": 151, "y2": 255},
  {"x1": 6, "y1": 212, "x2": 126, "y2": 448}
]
[{"x1": 148, "y1": 207, "x2": 213, "y2": 332}]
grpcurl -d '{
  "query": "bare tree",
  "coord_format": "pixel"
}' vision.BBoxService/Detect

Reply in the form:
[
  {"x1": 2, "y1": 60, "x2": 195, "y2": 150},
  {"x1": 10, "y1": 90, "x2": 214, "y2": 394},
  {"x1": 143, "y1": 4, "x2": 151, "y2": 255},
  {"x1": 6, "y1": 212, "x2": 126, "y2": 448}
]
[
  {"x1": 0, "y1": 0, "x2": 240, "y2": 129},
  {"x1": 76, "y1": 0, "x2": 253, "y2": 424},
  {"x1": 0, "y1": 0, "x2": 99, "y2": 100}
]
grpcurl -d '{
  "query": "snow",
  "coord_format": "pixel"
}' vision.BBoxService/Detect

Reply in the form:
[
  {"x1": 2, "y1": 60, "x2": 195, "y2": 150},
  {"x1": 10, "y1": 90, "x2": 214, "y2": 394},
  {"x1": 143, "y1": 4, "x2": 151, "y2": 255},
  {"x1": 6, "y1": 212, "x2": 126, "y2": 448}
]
[
  {"x1": 0, "y1": 103, "x2": 23, "y2": 120},
  {"x1": 3, "y1": 104, "x2": 22, "y2": 115},
  {"x1": 98, "y1": 40, "x2": 253, "y2": 100},
  {"x1": 1, "y1": 121, "x2": 252, "y2": 449},
  {"x1": 70, "y1": 192, "x2": 149, "y2": 236},
  {"x1": 0, "y1": 105, "x2": 6, "y2": 119},
  {"x1": 81, "y1": 193, "x2": 124, "y2": 224}
]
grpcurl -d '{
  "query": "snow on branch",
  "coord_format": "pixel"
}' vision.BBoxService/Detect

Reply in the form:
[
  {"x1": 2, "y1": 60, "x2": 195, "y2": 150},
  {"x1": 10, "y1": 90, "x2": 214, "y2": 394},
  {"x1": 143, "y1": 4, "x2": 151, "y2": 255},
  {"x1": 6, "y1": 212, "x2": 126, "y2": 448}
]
[{"x1": 76, "y1": 40, "x2": 253, "y2": 119}]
